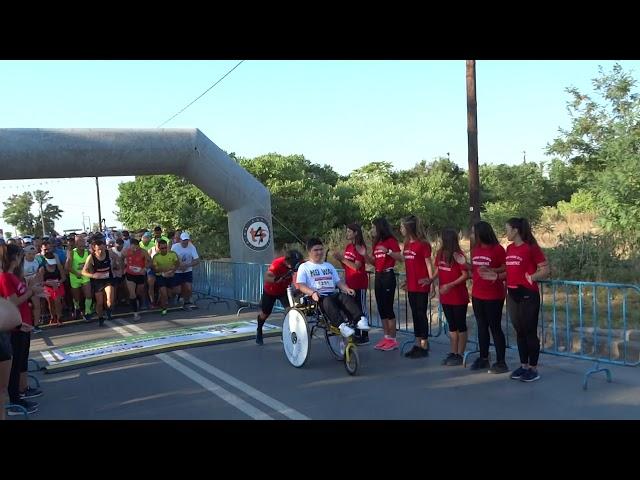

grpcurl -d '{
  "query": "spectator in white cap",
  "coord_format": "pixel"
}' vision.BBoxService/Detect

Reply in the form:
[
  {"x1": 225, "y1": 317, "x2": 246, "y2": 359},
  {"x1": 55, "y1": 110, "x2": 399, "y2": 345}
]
[{"x1": 171, "y1": 232, "x2": 200, "y2": 309}]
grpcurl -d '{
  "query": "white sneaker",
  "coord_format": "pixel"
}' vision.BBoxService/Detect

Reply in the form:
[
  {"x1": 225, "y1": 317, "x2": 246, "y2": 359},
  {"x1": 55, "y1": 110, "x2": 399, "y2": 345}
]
[
  {"x1": 356, "y1": 316, "x2": 370, "y2": 330},
  {"x1": 133, "y1": 312, "x2": 141, "y2": 321},
  {"x1": 339, "y1": 322, "x2": 355, "y2": 338}
]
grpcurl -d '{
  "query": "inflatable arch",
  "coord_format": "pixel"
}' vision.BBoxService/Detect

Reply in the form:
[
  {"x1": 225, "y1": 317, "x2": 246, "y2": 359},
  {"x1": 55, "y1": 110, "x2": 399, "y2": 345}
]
[{"x1": 0, "y1": 129, "x2": 274, "y2": 263}]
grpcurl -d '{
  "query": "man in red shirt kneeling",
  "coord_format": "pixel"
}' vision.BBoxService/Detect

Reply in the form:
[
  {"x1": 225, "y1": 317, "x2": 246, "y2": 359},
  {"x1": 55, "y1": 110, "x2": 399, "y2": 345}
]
[{"x1": 256, "y1": 250, "x2": 304, "y2": 345}]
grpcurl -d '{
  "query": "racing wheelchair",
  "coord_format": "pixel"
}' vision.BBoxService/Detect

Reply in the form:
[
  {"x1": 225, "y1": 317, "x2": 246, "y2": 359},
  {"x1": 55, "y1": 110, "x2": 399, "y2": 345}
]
[{"x1": 282, "y1": 287, "x2": 360, "y2": 375}]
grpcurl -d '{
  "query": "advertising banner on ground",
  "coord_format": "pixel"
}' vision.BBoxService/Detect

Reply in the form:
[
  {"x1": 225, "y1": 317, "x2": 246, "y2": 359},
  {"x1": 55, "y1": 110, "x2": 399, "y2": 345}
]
[{"x1": 40, "y1": 321, "x2": 281, "y2": 373}]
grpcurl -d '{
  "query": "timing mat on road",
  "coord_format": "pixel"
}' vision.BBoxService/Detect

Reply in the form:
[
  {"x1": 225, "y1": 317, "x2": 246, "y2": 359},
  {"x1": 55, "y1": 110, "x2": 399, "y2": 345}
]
[{"x1": 39, "y1": 321, "x2": 281, "y2": 373}]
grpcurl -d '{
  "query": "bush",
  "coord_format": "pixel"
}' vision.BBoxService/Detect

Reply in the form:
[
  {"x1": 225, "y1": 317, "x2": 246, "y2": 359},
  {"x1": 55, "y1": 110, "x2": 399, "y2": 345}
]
[
  {"x1": 545, "y1": 232, "x2": 639, "y2": 283},
  {"x1": 556, "y1": 190, "x2": 599, "y2": 216}
]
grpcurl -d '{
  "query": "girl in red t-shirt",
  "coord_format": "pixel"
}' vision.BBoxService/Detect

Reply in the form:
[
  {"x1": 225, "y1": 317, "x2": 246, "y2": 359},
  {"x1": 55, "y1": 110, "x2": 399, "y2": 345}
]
[
  {"x1": 434, "y1": 228, "x2": 469, "y2": 366},
  {"x1": 469, "y1": 221, "x2": 508, "y2": 374},
  {"x1": 333, "y1": 223, "x2": 370, "y2": 345},
  {"x1": 365, "y1": 217, "x2": 401, "y2": 351},
  {"x1": 398, "y1": 215, "x2": 434, "y2": 358},
  {"x1": 500, "y1": 217, "x2": 549, "y2": 382},
  {"x1": 0, "y1": 244, "x2": 46, "y2": 415}
]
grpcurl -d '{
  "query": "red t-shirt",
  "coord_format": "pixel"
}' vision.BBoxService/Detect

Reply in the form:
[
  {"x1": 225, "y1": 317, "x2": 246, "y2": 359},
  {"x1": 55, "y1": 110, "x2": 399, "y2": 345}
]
[
  {"x1": 436, "y1": 251, "x2": 469, "y2": 306},
  {"x1": 403, "y1": 240, "x2": 432, "y2": 293},
  {"x1": 505, "y1": 242, "x2": 547, "y2": 292},
  {"x1": 373, "y1": 237, "x2": 400, "y2": 272},
  {"x1": 125, "y1": 248, "x2": 147, "y2": 275},
  {"x1": 0, "y1": 272, "x2": 33, "y2": 325},
  {"x1": 263, "y1": 256, "x2": 292, "y2": 296},
  {"x1": 342, "y1": 243, "x2": 368, "y2": 290},
  {"x1": 471, "y1": 243, "x2": 506, "y2": 300}
]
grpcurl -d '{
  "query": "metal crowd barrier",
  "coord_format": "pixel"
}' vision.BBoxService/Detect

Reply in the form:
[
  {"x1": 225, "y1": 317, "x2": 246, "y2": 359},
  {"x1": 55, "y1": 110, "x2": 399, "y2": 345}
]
[
  {"x1": 537, "y1": 280, "x2": 640, "y2": 389},
  {"x1": 451, "y1": 280, "x2": 640, "y2": 390},
  {"x1": 192, "y1": 261, "x2": 265, "y2": 313}
]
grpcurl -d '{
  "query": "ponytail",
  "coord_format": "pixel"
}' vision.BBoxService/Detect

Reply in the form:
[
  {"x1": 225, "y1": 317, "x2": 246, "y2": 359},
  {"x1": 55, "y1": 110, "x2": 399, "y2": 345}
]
[{"x1": 506, "y1": 217, "x2": 538, "y2": 246}]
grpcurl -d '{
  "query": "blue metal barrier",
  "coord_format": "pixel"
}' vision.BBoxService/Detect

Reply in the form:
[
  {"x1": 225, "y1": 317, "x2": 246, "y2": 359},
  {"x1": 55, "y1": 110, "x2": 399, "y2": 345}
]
[
  {"x1": 538, "y1": 280, "x2": 640, "y2": 389},
  {"x1": 4, "y1": 403, "x2": 28, "y2": 419},
  {"x1": 28, "y1": 358, "x2": 41, "y2": 372},
  {"x1": 460, "y1": 279, "x2": 640, "y2": 389}
]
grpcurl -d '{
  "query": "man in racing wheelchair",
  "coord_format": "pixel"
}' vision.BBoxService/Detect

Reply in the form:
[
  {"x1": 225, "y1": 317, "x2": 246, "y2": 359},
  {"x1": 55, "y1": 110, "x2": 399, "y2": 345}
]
[
  {"x1": 295, "y1": 238, "x2": 369, "y2": 338},
  {"x1": 256, "y1": 249, "x2": 304, "y2": 345}
]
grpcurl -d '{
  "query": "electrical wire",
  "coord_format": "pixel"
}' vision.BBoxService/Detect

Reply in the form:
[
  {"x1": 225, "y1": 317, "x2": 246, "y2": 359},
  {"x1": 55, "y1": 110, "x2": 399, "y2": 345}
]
[{"x1": 157, "y1": 60, "x2": 246, "y2": 128}]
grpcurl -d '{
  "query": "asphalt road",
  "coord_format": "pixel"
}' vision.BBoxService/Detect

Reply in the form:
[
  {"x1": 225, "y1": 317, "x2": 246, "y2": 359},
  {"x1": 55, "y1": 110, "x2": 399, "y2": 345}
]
[{"x1": 16, "y1": 303, "x2": 640, "y2": 420}]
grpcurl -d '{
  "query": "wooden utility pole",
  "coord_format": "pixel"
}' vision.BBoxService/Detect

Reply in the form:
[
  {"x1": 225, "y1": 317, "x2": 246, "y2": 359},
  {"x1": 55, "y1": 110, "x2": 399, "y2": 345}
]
[
  {"x1": 466, "y1": 60, "x2": 481, "y2": 228},
  {"x1": 95, "y1": 177, "x2": 102, "y2": 234},
  {"x1": 38, "y1": 200, "x2": 46, "y2": 238}
]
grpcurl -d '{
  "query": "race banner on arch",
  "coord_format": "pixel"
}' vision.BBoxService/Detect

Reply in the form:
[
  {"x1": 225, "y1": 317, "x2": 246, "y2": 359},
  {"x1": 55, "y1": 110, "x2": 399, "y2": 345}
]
[{"x1": 243, "y1": 216, "x2": 271, "y2": 251}]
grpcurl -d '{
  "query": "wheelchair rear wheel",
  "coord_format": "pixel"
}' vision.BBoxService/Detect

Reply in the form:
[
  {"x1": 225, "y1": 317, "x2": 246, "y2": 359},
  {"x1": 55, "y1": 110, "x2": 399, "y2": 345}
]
[
  {"x1": 344, "y1": 343, "x2": 359, "y2": 375},
  {"x1": 282, "y1": 308, "x2": 310, "y2": 368}
]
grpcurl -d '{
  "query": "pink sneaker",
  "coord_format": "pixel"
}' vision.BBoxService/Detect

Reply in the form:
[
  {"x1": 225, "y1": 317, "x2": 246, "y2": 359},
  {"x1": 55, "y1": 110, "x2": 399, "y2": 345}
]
[
  {"x1": 381, "y1": 339, "x2": 399, "y2": 351},
  {"x1": 374, "y1": 338, "x2": 391, "y2": 350}
]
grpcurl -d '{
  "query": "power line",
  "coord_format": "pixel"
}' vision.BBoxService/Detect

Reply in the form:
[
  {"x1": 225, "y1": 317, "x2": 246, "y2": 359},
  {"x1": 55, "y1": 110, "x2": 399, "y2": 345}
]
[
  {"x1": 157, "y1": 60, "x2": 246, "y2": 128},
  {"x1": 271, "y1": 214, "x2": 305, "y2": 245}
]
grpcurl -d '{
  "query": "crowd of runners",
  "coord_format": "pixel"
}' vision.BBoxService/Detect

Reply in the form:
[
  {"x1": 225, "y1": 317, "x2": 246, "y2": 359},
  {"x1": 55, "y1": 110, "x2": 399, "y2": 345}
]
[{"x1": 0, "y1": 225, "x2": 200, "y2": 417}]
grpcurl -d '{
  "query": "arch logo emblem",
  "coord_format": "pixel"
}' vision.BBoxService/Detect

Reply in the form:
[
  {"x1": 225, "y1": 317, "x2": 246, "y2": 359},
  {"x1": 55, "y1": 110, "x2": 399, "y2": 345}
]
[{"x1": 243, "y1": 217, "x2": 271, "y2": 251}]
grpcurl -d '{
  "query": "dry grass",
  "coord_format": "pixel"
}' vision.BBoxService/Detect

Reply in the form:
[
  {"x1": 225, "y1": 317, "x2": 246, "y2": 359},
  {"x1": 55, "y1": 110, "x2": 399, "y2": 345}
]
[
  {"x1": 535, "y1": 212, "x2": 600, "y2": 248},
  {"x1": 453, "y1": 213, "x2": 601, "y2": 261}
]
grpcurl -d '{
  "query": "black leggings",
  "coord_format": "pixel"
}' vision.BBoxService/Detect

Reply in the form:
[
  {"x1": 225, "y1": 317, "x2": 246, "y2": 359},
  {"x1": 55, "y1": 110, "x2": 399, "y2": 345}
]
[
  {"x1": 375, "y1": 271, "x2": 396, "y2": 319},
  {"x1": 442, "y1": 304, "x2": 467, "y2": 332},
  {"x1": 8, "y1": 331, "x2": 30, "y2": 403},
  {"x1": 408, "y1": 291, "x2": 429, "y2": 339},
  {"x1": 507, "y1": 287, "x2": 541, "y2": 367},
  {"x1": 472, "y1": 297, "x2": 506, "y2": 362},
  {"x1": 320, "y1": 292, "x2": 363, "y2": 328}
]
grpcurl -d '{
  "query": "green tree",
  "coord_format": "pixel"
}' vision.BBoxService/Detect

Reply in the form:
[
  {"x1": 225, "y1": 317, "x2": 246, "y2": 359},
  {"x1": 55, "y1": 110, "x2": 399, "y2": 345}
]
[
  {"x1": 341, "y1": 162, "x2": 407, "y2": 228},
  {"x1": 543, "y1": 158, "x2": 579, "y2": 206},
  {"x1": 403, "y1": 158, "x2": 468, "y2": 234},
  {"x1": 546, "y1": 63, "x2": 640, "y2": 186},
  {"x1": 240, "y1": 153, "x2": 349, "y2": 245},
  {"x1": 2, "y1": 192, "x2": 36, "y2": 235},
  {"x1": 546, "y1": 63, "x2": 640, "y2": 247},
  {"x1": 33, "y1": 190, "x2": 63, "y2": 236},
  {"x1": 116, "y1": 175, "x2": 228, "y2": 257},
  {"x1": 480, "y1": 163, "x2": 547, "y2": 231}
]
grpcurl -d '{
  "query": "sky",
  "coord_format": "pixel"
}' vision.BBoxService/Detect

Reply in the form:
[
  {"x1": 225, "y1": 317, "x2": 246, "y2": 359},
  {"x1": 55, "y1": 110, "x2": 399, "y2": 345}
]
[{"x1": 1, "y1": 59, "x2": 639, "y2": 236}]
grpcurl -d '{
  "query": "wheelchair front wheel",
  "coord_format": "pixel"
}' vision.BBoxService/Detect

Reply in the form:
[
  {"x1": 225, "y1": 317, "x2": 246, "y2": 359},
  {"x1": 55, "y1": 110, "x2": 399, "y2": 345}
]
[
  {"x1": 282, "y1": 308, "x2": 310, "y2": 368},
  {"x1": 344, "y1": 343, "x2": 359, "y2": 376},
  {"x1": 325, "y1": 328, "x2": 345, "y2": 361}
]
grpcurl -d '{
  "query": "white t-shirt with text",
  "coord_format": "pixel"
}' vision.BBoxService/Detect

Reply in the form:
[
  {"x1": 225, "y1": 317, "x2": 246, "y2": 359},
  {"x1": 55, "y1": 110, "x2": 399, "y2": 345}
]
[
  {"x1": 296, "y1": 261, "x2": 340, "y2": 296},
  {"x1": 171, "y1": 242, "x2": 200, "y2": 273}
]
